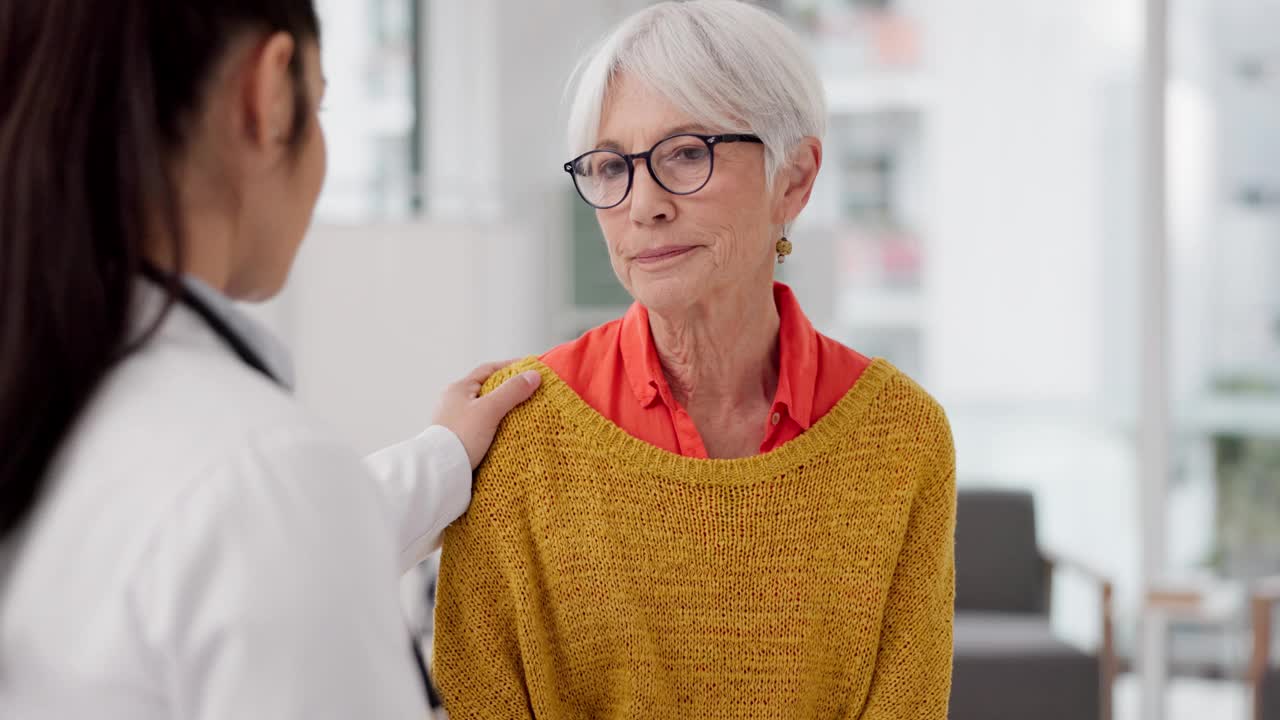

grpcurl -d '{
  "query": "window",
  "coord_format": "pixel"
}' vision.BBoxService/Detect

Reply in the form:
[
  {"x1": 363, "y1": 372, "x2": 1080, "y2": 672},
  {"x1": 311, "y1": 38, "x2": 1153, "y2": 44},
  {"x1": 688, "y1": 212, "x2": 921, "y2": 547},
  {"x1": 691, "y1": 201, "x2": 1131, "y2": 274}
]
[{"x1": 314, "y1": 0, "x2": 422, "y2": 222}]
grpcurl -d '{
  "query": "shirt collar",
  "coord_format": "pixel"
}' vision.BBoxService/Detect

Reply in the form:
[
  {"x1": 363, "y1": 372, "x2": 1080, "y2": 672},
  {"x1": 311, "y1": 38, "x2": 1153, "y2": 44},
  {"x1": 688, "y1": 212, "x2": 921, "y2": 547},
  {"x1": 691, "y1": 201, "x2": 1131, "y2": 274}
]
[
  {"x1": 132, "y1": 272, "x2": 294, "y2": 386},
  {"x1": 770, "y1": 282, "x2": 818, "y2": 430},
  {"x1": 176, "y1": 276, "x2": 297, "y2": 390},
  {"x1": 619, "y1": 301, "x2": 664, "y2": 408},
  {"x1": 618, "y1": 281, "x2": 821, "y2": 427}
]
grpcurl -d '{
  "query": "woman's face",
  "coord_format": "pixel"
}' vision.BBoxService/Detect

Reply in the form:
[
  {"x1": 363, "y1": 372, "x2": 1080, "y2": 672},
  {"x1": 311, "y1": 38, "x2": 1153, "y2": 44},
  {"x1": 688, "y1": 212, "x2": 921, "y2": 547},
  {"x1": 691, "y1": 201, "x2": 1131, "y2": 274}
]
[{"x1": 593, "y1": 75, "x2": 783, "y2": 317}]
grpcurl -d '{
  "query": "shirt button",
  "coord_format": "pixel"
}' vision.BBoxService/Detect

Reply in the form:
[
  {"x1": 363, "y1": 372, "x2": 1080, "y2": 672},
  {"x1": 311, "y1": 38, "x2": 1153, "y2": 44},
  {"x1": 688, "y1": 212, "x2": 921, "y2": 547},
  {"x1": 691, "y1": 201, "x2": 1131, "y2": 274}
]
[{"x1": 771, "y1": 412, "x2": 781, "y2": 426}]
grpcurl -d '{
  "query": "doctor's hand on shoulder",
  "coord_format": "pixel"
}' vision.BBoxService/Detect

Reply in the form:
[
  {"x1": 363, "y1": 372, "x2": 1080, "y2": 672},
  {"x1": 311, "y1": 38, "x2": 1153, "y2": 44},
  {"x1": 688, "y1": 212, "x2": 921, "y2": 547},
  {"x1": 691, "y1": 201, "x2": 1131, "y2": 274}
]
[{"x1": 432, "y1": 361, "x2": 542, "y2": 469}]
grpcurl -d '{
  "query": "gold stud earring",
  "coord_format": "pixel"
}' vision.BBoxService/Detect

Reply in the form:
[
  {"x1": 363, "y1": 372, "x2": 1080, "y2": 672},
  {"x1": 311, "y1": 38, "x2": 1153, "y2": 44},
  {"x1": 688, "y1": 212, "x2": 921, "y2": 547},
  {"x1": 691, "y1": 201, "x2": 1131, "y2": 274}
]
[{"x1": 776, "y1": 236, "x2": 793, "y2": 264}]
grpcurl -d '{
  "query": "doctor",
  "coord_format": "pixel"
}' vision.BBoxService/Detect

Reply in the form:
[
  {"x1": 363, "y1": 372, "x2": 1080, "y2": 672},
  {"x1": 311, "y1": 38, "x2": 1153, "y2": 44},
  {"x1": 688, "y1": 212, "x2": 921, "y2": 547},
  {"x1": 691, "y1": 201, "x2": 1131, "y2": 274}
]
[{"x1": 0, "y1": 1, "x2": 537, "y2": 718}]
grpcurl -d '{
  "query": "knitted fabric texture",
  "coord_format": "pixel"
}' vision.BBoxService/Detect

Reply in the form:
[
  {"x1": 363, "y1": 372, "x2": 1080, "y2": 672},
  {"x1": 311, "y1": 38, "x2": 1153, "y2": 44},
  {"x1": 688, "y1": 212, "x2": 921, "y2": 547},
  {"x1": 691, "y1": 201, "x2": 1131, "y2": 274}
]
[{"x1": 433, "y1": 357, "x2": 956, "y2": 719}]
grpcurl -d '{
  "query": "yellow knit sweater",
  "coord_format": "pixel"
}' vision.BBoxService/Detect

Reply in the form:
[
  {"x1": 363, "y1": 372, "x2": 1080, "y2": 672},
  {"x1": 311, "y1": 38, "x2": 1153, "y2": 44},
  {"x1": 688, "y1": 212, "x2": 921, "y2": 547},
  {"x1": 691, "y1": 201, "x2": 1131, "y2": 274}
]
[{"x1": 434, "y1": 357, "x2": 956, "y2": 719}]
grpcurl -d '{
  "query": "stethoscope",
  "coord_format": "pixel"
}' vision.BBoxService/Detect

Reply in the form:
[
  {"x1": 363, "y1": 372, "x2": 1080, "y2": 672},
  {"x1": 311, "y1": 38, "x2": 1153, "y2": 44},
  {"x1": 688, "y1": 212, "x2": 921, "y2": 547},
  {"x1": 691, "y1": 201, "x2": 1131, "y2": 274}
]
[
  {"x1": 140, "y1": 264, "x2": 277, "y2": 383},
  {"x1": 139, "y1": 265, "x2": 441, "y2": 707}
]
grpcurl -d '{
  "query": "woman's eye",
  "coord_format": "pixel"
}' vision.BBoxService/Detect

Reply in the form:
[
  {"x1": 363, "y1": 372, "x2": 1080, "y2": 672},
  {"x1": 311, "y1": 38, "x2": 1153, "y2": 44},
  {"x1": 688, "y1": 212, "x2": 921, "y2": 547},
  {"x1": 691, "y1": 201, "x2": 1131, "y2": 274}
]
[
  {"x1": 671, "y1": 145, "x2": 708, "y2": 162},
  {"x1": 599, "y1": 159, "x2": 628, "y2": 178}
]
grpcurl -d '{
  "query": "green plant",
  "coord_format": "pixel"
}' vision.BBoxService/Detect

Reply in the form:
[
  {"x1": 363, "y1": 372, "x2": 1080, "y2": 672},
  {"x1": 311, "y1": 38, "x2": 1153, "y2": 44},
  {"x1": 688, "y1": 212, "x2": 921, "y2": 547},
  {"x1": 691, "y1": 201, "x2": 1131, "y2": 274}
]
[{"x1": 1211, "y1": 434, "x2": 1280, "y2": 578}]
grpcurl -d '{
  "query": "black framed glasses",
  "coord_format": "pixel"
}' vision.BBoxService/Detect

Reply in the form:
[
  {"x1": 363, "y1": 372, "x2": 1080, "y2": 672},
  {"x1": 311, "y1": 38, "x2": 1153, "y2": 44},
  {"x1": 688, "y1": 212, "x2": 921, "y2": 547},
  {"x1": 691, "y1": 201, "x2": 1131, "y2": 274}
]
[{"x1": 564, "y1": 133, "x2": 764, "y2": 210}]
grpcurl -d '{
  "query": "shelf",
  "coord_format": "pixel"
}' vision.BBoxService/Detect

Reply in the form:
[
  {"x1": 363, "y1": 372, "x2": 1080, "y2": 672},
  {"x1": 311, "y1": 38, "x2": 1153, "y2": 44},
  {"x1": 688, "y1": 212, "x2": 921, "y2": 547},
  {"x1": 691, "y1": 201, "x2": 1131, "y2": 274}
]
[
  {"x1": 836, "y1": 287, "x2": 923, "y2": 329},
  {"x1": 1183, "y1": 394, "x2": 1280, "y2": 436},
  {"x1": 824, "y1": 71, "x2": 931, "y2": 115},
  {"x1": 326, "y1": 99, "x2": 414, "y2": 135}
]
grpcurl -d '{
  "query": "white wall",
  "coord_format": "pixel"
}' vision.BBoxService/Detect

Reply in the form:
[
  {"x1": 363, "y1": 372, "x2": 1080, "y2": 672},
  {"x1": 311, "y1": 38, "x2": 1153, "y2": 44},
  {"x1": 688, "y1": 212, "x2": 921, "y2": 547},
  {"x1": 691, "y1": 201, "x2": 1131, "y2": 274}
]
[
  {"x1": 924, "y1": 0, "x2": 1139, "y2": 408},
  {"x1": 248, "y1": 221, "x2": 534, "y2": 455},
  {"x1": 920, "y1": 0, "x2": 1149, "y2": 648}
]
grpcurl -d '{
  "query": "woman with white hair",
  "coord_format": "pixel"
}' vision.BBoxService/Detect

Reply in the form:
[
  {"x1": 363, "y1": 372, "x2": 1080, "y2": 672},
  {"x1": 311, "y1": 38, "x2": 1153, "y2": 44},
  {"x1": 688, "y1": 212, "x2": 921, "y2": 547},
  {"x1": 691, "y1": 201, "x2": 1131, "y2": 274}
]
[{"x1": 433, "y1": 2, "x2": 955, "y2": 717}]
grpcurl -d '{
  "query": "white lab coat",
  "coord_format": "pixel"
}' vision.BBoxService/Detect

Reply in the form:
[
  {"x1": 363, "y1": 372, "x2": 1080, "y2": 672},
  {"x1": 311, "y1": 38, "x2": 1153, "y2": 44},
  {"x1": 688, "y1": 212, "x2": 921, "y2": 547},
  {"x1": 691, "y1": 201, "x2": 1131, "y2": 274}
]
[{"x1": 0, "y1": 280, "x2": 472, "y2": 719}]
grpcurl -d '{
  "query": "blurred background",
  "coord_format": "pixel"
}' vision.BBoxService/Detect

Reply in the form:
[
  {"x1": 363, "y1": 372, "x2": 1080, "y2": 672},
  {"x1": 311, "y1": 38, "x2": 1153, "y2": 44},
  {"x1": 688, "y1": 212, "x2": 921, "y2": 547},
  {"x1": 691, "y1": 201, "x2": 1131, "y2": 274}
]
[{"x1": 247, "y1": 0, "x2": 1280, "y2": 718}]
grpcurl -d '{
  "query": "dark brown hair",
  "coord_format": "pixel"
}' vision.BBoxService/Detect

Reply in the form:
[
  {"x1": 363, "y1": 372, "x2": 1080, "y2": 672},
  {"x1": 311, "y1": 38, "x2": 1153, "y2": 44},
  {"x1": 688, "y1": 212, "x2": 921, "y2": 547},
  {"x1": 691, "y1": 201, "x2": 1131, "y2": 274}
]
[{"x1": 0, "y1": 1, "x2": 321, "y2": 541}]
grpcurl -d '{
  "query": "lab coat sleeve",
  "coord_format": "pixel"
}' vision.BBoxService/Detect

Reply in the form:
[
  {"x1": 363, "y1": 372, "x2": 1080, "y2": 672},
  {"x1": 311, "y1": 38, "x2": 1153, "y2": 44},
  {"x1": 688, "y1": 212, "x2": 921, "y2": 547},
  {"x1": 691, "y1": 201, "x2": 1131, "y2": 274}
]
[
  {"x1": 364, "y1": 424, "x2": 473, "y2": 572},
  {"x1": 129, "y1": 430, "x2": 430, "y2": 720}
]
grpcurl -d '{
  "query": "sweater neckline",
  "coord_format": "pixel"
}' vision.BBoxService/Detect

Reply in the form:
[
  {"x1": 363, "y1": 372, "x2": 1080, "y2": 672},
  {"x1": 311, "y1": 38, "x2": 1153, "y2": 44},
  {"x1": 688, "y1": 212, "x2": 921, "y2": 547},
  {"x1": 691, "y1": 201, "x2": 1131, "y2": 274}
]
[{"x1": 505, "y1": 356, "x2": 900, "y2": 487}]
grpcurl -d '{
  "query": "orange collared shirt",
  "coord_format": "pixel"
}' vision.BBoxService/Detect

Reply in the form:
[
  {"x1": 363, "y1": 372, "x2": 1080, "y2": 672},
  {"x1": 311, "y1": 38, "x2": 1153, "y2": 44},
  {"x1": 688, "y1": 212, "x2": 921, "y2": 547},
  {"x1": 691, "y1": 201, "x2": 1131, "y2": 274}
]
[{"x1": 541, "y1": 282, "x2": 872, "y2": 458}]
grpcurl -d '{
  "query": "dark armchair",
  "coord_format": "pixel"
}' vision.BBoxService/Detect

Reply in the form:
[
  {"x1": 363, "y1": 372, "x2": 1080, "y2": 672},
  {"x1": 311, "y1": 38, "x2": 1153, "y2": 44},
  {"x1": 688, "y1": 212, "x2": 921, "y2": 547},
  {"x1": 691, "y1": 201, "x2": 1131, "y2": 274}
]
[{"x1": 950, "y1": 489, "x2": 1116, "y2": 720}]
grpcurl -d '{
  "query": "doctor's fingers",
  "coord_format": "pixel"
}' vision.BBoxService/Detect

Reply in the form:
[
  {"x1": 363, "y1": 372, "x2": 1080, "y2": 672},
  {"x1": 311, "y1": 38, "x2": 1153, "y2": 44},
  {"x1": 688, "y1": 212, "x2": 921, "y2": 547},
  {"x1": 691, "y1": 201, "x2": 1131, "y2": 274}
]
[
  {"x1": 460, "y1": 359, "x2": 521, "y2": 394},
  {"x1": 477, "y1": 370, "x2": 542, "y2": 423}
]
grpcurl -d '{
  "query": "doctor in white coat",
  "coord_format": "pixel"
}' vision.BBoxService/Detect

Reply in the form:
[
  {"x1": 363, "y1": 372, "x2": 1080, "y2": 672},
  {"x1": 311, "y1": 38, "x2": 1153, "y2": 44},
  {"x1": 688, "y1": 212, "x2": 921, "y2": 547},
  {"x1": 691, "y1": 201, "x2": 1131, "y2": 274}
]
[{"x1": 0, "y1": 1, "x2": 538, "y2": 718}]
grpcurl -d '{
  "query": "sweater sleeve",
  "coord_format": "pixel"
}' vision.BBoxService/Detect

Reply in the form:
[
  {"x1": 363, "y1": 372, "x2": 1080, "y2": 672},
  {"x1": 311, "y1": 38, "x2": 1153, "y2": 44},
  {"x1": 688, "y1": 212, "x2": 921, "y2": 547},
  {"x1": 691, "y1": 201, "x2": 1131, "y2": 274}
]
[
  {"x1": 431, "y1": 475, "x2": 535, "y2": 720},
  {"x1": 858, "y1": 415, "x2": 957, "y2": 720},
  {"x1": 432, "y1": 364, "x2": 539, "y2": 719}
]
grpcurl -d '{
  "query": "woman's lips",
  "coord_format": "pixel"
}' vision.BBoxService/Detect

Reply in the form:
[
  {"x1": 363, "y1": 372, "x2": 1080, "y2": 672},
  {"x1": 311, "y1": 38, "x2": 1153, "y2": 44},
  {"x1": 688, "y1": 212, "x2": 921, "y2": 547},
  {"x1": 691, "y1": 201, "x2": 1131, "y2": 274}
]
[{"x1": 633, "y1": 246, "x2": 696, "y2": 265}]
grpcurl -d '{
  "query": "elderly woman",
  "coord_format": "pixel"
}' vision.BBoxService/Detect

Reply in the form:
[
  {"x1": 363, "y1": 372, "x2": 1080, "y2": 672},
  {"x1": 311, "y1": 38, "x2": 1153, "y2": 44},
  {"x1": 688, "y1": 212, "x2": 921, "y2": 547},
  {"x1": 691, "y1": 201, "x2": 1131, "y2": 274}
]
[{"x1": 432, "y1": 1, "x2": 955, "y2": 718}]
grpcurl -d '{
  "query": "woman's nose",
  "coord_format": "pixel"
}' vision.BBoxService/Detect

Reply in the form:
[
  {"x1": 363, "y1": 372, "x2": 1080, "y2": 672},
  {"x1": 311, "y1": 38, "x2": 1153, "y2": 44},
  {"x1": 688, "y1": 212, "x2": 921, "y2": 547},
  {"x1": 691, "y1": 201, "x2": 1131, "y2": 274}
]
[{"x1": 628, "y1": 159, "x2": 675, "y2": 225}]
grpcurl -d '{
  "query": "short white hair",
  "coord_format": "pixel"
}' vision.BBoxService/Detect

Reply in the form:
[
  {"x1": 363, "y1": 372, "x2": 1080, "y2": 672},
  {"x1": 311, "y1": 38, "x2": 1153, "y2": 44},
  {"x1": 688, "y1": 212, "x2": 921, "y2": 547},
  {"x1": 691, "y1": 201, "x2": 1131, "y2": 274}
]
[{"x1": 566, "y1": 0, "x2": 826, "y2": 183}]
